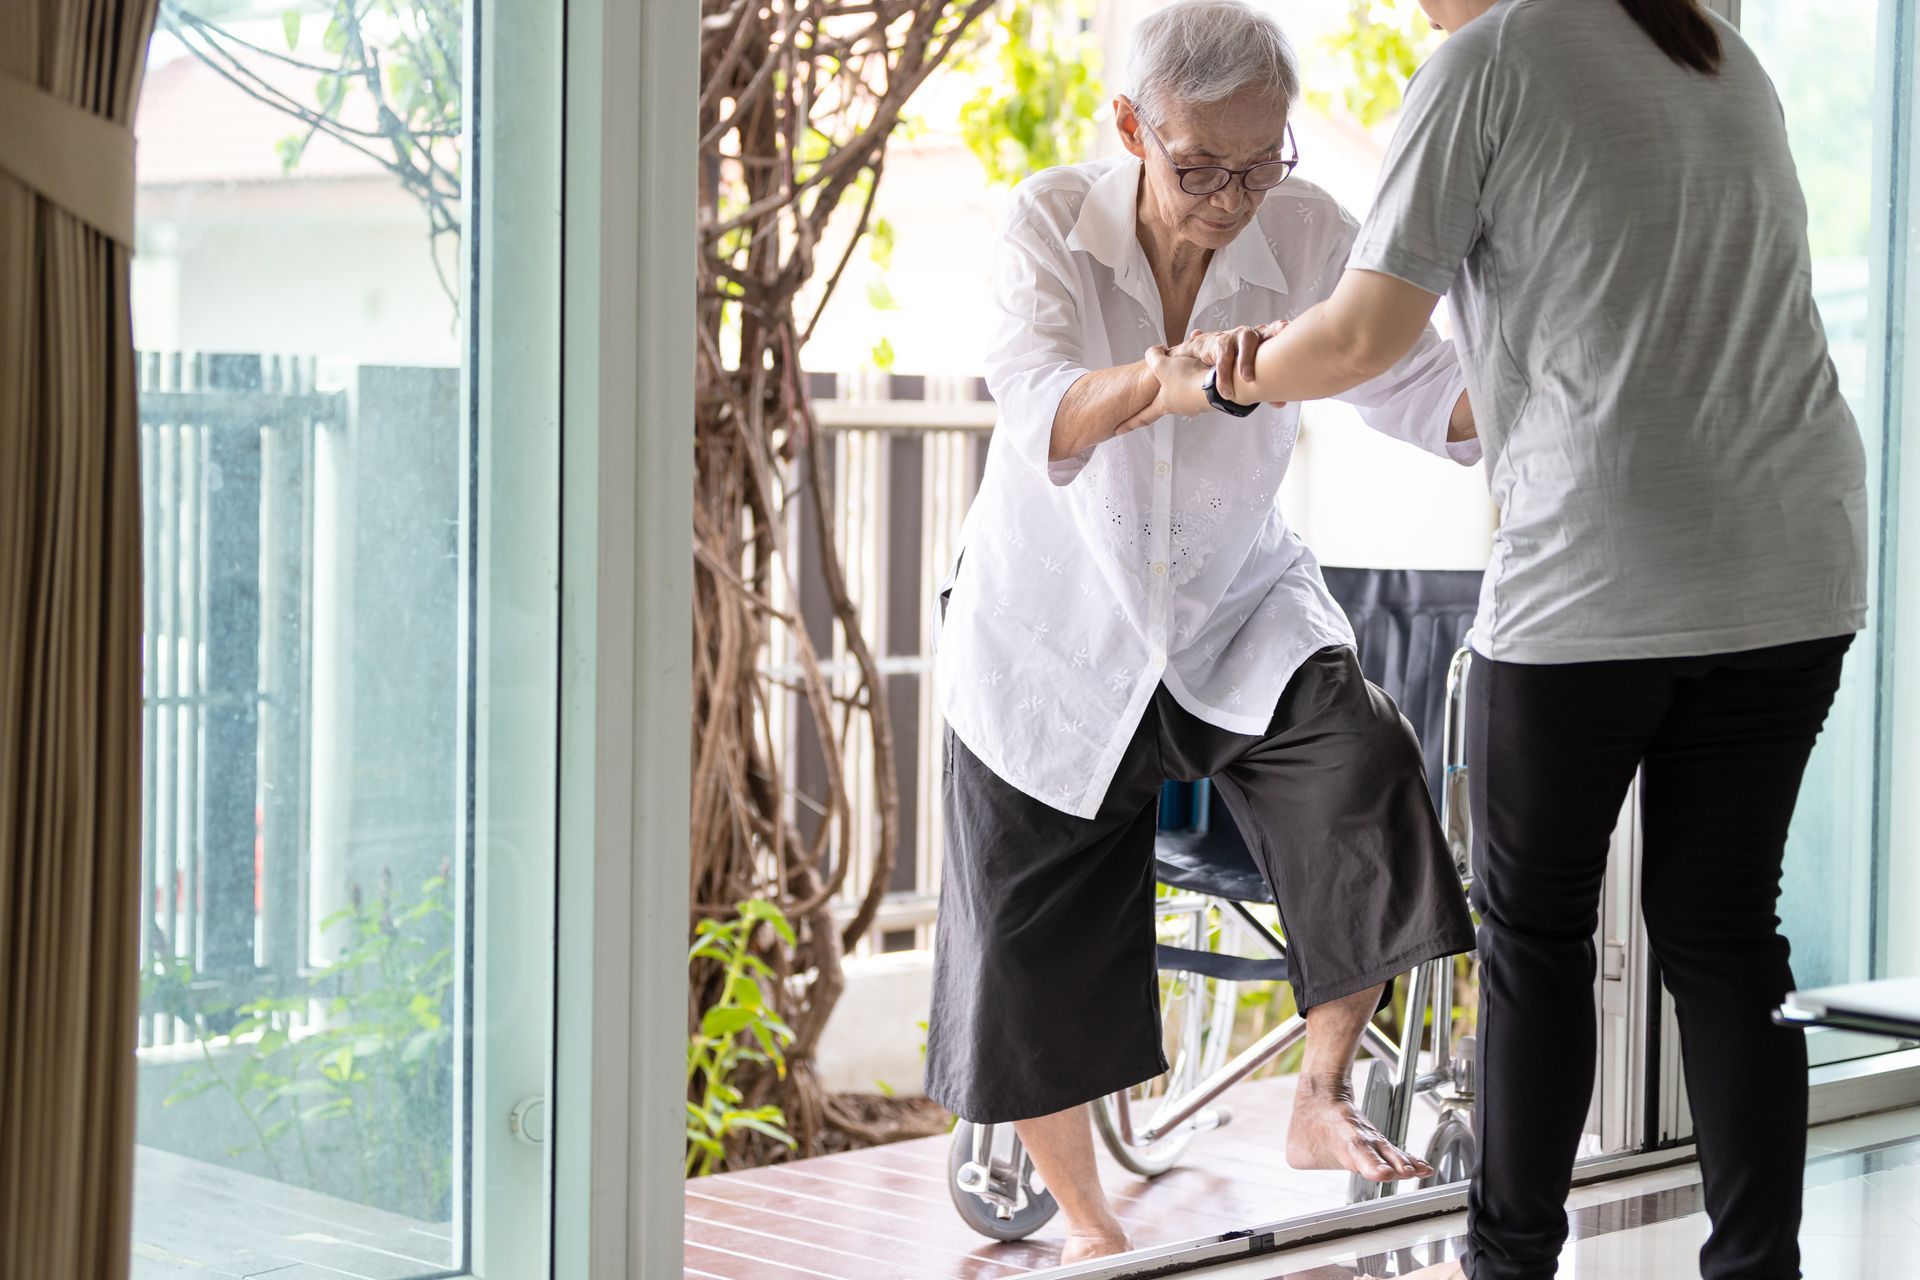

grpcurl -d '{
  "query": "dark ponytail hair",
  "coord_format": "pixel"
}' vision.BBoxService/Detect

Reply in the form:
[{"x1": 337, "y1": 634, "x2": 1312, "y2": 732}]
[{"x1": 1616, "y1": 0, "x2": 1724, "y2": 74}]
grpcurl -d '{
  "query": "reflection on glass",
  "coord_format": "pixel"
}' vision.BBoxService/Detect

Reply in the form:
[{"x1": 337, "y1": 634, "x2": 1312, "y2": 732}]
[
  {"x1": 1742, "y1": 2, "x2": 1887, "y2": 1010},
  {"x1": 130, "y1": 2, "x2": 477, "y2": 1273}
]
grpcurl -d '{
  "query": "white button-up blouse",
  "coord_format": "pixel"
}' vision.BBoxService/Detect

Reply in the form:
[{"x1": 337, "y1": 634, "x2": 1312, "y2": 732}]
[{"x1": 938, "y1": 155, "x2": 1477, "y2": 818}]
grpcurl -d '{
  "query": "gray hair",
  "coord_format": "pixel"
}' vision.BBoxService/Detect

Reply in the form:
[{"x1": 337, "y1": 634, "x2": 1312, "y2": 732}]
[{"x1": 1124, "y1": 0, "x2": 1299, "y2": 125}]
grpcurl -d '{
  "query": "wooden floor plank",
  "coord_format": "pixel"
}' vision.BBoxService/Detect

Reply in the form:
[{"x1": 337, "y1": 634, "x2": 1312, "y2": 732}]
[
  {"x1": 687, "y1": 1207, "x2": 1025, "y2": 1279},
  {"x1": 686, "y1": 1239, "x2": 866, "y2": 1280},
  {"x1": 690, "y1": 1172, "x2": 1062, "y2": 1270},
  {"x1": 686, "y1": 1071, "x2": 1458, "y2": 1278}
]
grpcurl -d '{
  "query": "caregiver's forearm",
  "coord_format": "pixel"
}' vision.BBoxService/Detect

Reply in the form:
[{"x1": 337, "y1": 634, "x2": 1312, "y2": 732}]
[
  {"x1": 1050, "y1": 361, "x2": 1160, "y2": 462},
  {"x1": 1237, "y1": 269, "x2": 1441, "y2": 405},
  {"x1": 1239, "y1": 302, "x2": 1409, "y2": 404}
]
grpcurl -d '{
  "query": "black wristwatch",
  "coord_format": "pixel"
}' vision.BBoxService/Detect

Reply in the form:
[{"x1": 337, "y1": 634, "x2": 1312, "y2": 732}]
[{"x1": 1201, "y1": 368, "x2": 1259, "y2": 418}]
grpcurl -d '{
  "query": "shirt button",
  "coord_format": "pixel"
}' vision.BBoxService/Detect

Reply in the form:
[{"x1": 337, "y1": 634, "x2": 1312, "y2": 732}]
[
  {"x1": 1155, "y1": 461, "x2": 1171, "y2": 476},
  {"x1": 1152, "y1": 562, "x2": 1167, "y2": 576}
]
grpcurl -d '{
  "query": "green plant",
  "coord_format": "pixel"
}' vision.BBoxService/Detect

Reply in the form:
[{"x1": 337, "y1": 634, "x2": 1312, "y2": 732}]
[
  {"x1": 141, "y1": 867, "x2": 456, "y2": 1214},
  {"x1": 958, "y1": 0, "x2": 1104, "y2": 186},
  {"x1": 686, "y1": 900, "x2": 800, "y2": 1177},
  {"x1": 1309, "y1": 0, "x2": 1441, "y2": 127},
  {"x1": 159, "y1": 0, "x2": 464, "y2": 303}
]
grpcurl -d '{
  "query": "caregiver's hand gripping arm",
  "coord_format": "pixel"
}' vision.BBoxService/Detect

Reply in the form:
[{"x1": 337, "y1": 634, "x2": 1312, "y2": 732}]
[
  {"x1": 1148, "y1": 268, "x2": 1447, "y2": 414},
  {"x1": 1151, "y1": 271, "x2": 1478, "y2": 444}
]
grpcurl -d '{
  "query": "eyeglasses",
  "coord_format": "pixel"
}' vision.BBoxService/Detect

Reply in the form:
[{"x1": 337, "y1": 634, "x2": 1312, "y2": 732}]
[{"x1": 1135, "y1": 115, "x2": 1299, "y2": 196}]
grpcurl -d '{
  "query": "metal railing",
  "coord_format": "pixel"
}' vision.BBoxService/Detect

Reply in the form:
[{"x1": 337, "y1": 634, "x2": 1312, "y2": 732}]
[
  {"x1": 133, "y1": 360, "x2": 977, "y2": 1026},
  {"x1": 796, "y1": 375, "x2": 996, "y2": 953},
  {"x1": 137, "y1": 353, "x2": 339, "y2": 1048}
]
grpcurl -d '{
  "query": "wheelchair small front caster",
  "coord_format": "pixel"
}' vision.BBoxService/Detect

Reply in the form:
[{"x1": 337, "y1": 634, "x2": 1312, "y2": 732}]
[
  {"x1": 1419, "y1": 1110, "x2": 1477, "y2": 1188},
  {"x1": 948, "y1": 1120, "x2": 1060, "y2": 1241}
]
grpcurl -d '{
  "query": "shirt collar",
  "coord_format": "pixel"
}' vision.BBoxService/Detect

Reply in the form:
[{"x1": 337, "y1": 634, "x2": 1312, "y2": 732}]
[{"x1": 1065, "y1": 157, "x2": 1291, "y2": 300}]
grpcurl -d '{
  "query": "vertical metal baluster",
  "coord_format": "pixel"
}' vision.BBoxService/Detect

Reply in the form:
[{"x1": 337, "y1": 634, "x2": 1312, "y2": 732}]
[
  {"x1": 261, "y1": 378, "x2": 307, "y2": 986},
  {"x1": 155, "y1": 408, "x2": 179, "y2": 1045},
  {"x1": 138, "y1": 357, "x2": 159, "y2": 1049},
  {"x1": 176, "y1": 357, "x2": 202, "y2": 1040},
  {"x1": 184, "y1": 414, "x2": 205, "y2": 982}
]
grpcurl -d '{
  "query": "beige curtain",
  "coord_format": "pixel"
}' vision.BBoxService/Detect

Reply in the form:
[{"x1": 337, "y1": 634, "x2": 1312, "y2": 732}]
[{"x1": 0, "y1": 1, "x2": 160, "y2": 1277}]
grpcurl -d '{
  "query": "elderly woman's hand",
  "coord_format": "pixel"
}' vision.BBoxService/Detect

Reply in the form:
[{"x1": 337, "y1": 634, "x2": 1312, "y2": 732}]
[
  {"x1": 1171, "y1": 321, "x2": 1290, "y2": 405},
  {"x1": 1143, "y1": 344, "x2": 1215, "y2": 418}
]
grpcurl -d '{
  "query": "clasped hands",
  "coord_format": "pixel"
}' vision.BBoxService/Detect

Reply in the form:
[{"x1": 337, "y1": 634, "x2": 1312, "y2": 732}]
[{"x1": 1120, "y1": 322, "x2": 1289, "y2": 437}]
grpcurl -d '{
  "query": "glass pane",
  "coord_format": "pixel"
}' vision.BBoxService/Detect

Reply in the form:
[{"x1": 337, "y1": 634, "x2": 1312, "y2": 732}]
[
  {"x1": 1880, "y1": 14, "x2": 1920, "y2": 991},
  {"x1": 1743, "y1": 3, "x2": 1897, "y2": 1042},
  {"x1": 129, "y1": 2, "x2": 559, "y2": 1274}
]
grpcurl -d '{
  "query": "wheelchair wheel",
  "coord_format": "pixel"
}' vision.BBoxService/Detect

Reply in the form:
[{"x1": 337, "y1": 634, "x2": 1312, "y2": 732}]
[
  {"x1": 1346, "y1": 1058, "x2": 1395, "y2": 1204},
  {"x1": 1094, "y1": 949, "x2": 1240, "y2": 1177},
  {"x1": 948, "y1": 1120, "x2": 1060, "y2": 1241},
  {"x1": 1419, "y1": 1110, "x2": 1477, "y2": 1188}
]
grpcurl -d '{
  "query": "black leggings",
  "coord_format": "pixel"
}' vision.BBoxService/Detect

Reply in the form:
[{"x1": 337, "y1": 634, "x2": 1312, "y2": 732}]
[{"x1": 1463, "y1": 634, "x2": 1853, "y2": 1280}]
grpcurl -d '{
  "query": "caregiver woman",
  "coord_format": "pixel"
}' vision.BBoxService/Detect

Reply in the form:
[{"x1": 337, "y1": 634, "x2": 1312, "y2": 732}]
[{"x1": 1149, "y1": 2, "x2": 1868, "y2": 1279}]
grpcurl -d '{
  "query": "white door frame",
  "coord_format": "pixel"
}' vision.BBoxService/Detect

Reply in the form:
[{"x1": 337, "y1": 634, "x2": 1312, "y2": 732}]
[{"x1": 550, "y1": 0, "x2": 696, "y2": 1278}]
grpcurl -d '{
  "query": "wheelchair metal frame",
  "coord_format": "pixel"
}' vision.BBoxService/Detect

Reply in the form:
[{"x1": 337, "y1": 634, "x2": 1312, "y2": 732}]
[{"x1": 951, "y1": 648, "x2": 1479, "y2": 1234}]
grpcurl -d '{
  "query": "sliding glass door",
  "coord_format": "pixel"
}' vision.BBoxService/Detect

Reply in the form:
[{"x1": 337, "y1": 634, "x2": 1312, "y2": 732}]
[
  {"x1": 128, "y1": 2, "x2": 561, "y2": 1275},
  {"x1": 1740, "y1": 0, "x2": 1920, "y2": 1069}
]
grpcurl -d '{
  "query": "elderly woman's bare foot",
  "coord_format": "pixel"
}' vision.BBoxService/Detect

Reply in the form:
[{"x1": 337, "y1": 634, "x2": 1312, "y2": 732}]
[
  {"x1": 1060, "y1": 1223, "x2": 1133, "y2": 1265},
  {"x1": 1286, "y1": 1078, "x2": 1433, "y2": 1183}
]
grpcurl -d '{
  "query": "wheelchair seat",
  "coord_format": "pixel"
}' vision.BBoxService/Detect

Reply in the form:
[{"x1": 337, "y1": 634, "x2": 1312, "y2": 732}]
[
  {"x1": 1153, "y1": 815, "x2": 1270, "y2": 904},
  {"x1": 1152, "y1": 567, "x2": 1481, "y2": 904}
]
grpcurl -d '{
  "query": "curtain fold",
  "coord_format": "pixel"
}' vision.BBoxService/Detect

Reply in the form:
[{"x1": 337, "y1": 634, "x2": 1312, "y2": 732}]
[{"x1": 0, "y1": 1, "x2": 159, "y2": 1277}]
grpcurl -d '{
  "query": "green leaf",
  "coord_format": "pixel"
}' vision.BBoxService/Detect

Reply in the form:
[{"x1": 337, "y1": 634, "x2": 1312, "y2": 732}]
[
  {"x1": 387, "y1": 63, "x2": 422, "y2": 112},
  {"x1": 301, "y1": 1098, "x2": 354, "y2": 1122},
  {"x1": 322, "y1": 18, "x2": 348, "y2": 56},
  {"x1": 162, "y1": 1078, "x2": 220, "y2": 1109},
  {"x1": 865, "y1": 281, "x2": 898, "y2": 312},
  {"x1": 870, "y1": 337, "x2": 896, "y2": 372},
  {"x1": 700, "y1": 1006, "x2": 756, "y2": 1038},
  {"x1": 267, "y1": 1078, "x2": 334, "y2": 1100},
  {"x1": 274, "y1": 135, "x2": 307, "y2": 173},
  {"x1": 282, "y1": 11, "x2": 301, "y2": 50},
  {"x1": 868, "y1": 217, "x2": 897, "y2": 265},
  {"x1": 726, "y1": 1114, "x2": 798, "y2": 1148},
  {"x1": 320, "y1": 1045, "x2": 355, "y2": 1084},
  {"x1": 403, "y1": 1027, "x2": 449, "y2": 1064},
  {"x1": 726, "y1": 975, "x2": 763, "y2": 1010},
  {"x1": 409, "y1": 992, "x2": 443, "y2": 1029}
]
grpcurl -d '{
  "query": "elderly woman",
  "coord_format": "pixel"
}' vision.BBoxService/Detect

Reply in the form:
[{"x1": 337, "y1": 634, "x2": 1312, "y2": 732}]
[{"x1": 926, "y1": 0, "x2": 1481, "y2": 1262}]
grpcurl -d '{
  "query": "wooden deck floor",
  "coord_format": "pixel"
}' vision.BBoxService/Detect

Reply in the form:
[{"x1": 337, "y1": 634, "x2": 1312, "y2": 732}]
[{"x1": 685, "y1": 1075, "x2": 1448, "y2": 1280}]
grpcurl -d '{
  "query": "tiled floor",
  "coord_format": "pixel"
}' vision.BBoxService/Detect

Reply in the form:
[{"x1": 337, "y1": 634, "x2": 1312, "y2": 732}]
[{"x1": 1192, "y1": 1107, "x2": 1920, "y2": 1280}]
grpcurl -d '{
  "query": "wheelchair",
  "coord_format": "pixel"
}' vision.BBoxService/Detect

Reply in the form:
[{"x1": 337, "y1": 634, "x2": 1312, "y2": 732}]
[{"x1": 948, "y1": 568, "x2": 1484, "y2": 1242}]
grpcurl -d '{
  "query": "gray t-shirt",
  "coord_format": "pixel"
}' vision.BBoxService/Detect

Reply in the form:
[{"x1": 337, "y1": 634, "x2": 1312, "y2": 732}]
[{"x1": 1349, "y1": 0, "x2": 1867, "y2": 663}]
